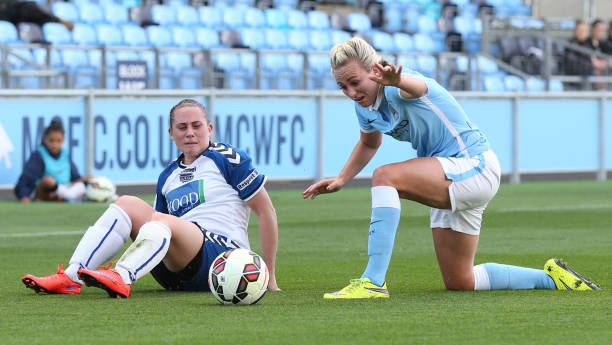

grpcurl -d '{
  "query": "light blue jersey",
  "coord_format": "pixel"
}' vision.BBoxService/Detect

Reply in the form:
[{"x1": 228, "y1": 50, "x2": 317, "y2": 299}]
[
  {"x1": 355, "y1": 71, "x2": 489, "y2": 158},
  {"x1": 38, "y1": 146, "x2": 71, "y2": 184}
]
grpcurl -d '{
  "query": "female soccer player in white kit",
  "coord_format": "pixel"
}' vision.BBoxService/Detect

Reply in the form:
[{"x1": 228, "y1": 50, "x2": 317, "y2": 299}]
[
  {"x1": 22, "y1": 99, "x2": 279, "y2": 298},
  {"x1": 303, "y1": 37, "x2": 599, "y2": 298}
]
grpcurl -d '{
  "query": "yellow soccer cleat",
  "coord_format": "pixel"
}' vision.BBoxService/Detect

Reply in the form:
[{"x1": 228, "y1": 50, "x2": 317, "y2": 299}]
[
  {"x1": 544, "y1": 258, "x2": 601, "y2": 291},
  {"x1": 323, "y1": 278, "x2": 389, "y2": 299}
]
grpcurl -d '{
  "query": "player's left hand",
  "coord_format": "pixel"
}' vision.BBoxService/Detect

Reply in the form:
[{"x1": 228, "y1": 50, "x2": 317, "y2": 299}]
[{"x1": 369, "y1": 62, "x2": 402, "y2": 87}]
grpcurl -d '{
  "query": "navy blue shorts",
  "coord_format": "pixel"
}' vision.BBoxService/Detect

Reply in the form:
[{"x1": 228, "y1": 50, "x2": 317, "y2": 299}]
[{"x1": 149, "y1": 225, "x2": 237, "y2": 292}]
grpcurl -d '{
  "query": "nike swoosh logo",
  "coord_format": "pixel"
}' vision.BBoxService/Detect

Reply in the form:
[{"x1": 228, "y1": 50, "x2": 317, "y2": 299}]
[
  {"x1": 370, "y1": 220, "x2": 383, "y2": 225},
  {"x1": 367, "y1": 119, "x2": 376, "y2": 124}
]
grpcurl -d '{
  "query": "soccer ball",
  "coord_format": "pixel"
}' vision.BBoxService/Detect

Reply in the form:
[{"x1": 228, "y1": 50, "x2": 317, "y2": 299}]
[
  {"x1": 86, "y1": 176, "x2": 116, "y2": 202},
  {"x1": 208, "y1": 248, "x2": 269, "y2": 305}
]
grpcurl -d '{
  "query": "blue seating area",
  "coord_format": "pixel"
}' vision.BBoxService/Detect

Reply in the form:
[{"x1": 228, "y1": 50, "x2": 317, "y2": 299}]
[{"x1": 0, "y1": 0, "x2": 559, "y2": 92}]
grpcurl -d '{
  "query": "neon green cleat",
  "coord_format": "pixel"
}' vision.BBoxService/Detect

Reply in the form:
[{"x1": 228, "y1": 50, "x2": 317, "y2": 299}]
[
  {"x1": 544, "y1": 258, "x2": 601, "y2": 291},
  {"x1": 323, "y1": 278, "x2": 389, "y2": 299}
]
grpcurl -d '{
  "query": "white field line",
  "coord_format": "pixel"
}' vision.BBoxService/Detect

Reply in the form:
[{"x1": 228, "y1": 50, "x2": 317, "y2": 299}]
[
  {"x1": 2, "y1": 205, "x2": 611, "y2": 239},
  {"x1": 0, "y1": 230, "x2": 84, "y2": 238},
  {"x1": 492, "y1": 204, "x2": 612, "y2": 213}
]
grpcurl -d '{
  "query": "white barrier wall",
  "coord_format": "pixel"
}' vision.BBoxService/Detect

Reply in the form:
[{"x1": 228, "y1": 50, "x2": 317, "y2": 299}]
[{"x1": 0, "y1": 89, "x2": 610, "y2": 189}]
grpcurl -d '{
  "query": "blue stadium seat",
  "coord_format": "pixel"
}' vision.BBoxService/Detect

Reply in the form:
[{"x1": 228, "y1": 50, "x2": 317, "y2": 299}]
[
  {"x1": 483, "y1": 74, "x2": 505, "y2": 92},
  {"x1": 307, "y1": 11, "x2": 330, "y2": 30},
  {"x1": 330, "y1": 30, "x2": 351, "y2": 45},
  {"x1": 213, "y1": 52, "x2": 252, "y2": 89},
  {"x1": 240, "y1": 28, "x2": 266, "y2": 49},
  {"x1": 504, "y1": 74, "x2": 524, "y2": 91},
  {"x1": 393, "y1": 32, "x2": 414, "y2": 52},
  {"x1": 121, "y1": 24, "x2": 148, "y2": 46},
  {"x1": 369, "y1": 31, "x2": 394, "y2": 52},
  {"x1": 221, "y1": 6, "x2": 245, "y2": 28},
  {"x1": 287, "y1": 30, "x2": 310, "y2": 51},
  {"x1": 397, "y1": 55, "x2": 418, "y2": 71},
  {"x1": 477, "y1": 56, "x2": 498, "y2": 75},
  {"x1": 62, "y1": 49, "x2": 98, "y2": 88},
  {"x1": 417, "y1": 15, "x2": 436, "y2": 34},
  {"x1": 194, "y1": 27, "x2": 223, "y2": 49},
  {"x1": 264, "y1": 29, "x2": 288, "y2": 50},
  {"x1": 412, "y1": 33, "x2": 435, "y2": 52},
  {"x1": 307, "y1": 53, "x2": 334, "y2": 90},
  {"x1": 175, "y1": 6, "x2": 199, "y2": 26},
  {"x1": 403, "y1": 6, "x2": 420, "y2": 33},
  {"x1": 458, "y1": 3, "x2": 478, "y2": 18},
  {"x1": 5, "y1": 48, "x2": 41, "y2": 88},
  {"x1": 0, "y1": 21, "x2": 21, "y2": 43},
  {"x1": 287, "y1": 10, "x2": 308, "y2": 29},
  {"x1": 171, "y1": 26, "x2": 197, "y2": 48},
  {"x1": 417, "y1": 55, "x2": 437, "y2": 78},
  {"x1": 72, "y1": 23, "x2": 98, "y2": 45},
  {"x1": 525, "y1": 76, "x2": 545, "y2": 92},
  {"x1": 264, "y1": 8, "x2": 288, "y2": 29},
  {"x1": 244, "y1": 7, "x2": 265, "y2": 28},
  {"x1": 199, "y1": 6, "x2": 222, "y2": 28},
  {"x1": 34, "y1": 48, "x2": 64, "y2": 68},
  {"x1": 166, "y1": 52, "x2": 201, "y2": 89},
  {"x1": 384, "y1": 5, "x2": 403, "y2": 33},
  {"x1": 347, "y1": 13, "x2": 371, "y2": 33},
  {"x1": 151, "y1": 5, "x2": 176, "y2": 26},
  {"x1": 276, "y1": 0, "x2": 298, "y2": 10},
  {"x1": 167, "y1": 0, "x2": 188, "y2": 7},
  {"x1": 115, "y1": 50, "x2": 140, "y2": 62},
  {"x1": 51, "y1": 2, "x2": 80, "y2": 23},
  {"x1": 309, "y1": 30, "x2": 332, "y2": 51},
  {"x1": 96, "y1": 24, "x2": 123, "y2": 45},
  {"x1": 104, "y1": 4, "x2": 129, "y2": 25},
  {"x1": 79, "y1": 3, "x2": 104, "y2": 23},
  {"x1": 42, "y1": 23, "x2": 73, "y2": 44},
  {"x1": 146, "y1": 26, "x2": 173, "y2": 47},
  {"x1": 198, "y1": 6, "x2": 223, "y2": 28},
  {"x1": 549, "y1": 79, "x2": 563, "y2": 92},
  {"x1": 72, "y1": 0, "x2": 91, "y2": 8}
]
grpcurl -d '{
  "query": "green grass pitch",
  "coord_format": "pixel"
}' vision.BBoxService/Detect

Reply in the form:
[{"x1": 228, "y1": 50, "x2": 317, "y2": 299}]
[{"x1": 1, "y1": 180, "x2": 611, "y2": 344}]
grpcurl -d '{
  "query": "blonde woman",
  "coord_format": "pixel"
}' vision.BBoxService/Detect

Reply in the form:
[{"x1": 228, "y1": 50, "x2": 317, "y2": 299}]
[{"x1": 303, "y1": 37, "x2": 599, "y2": 298}]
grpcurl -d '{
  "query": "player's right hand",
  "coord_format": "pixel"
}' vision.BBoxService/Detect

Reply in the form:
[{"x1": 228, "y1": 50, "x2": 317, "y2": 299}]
[{"x1": 302, "y1": 178, "x2": 344, "y2": 199}]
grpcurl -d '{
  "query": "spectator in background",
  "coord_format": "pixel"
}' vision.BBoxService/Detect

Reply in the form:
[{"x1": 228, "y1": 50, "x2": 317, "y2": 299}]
[
  {"x1": 564, "y1": 19, "x2": 607, "y2": 89},
  {"x1": 0, "y1": 0, "x2": 74, "y2": 30},
  {"x1": 14, "y1": 120, "x2": 90, "y2": 202},
  {"x1": 588, "y1": 19, "x2": 609, "y2": 89},
  {"x1": 603, "y1": 21, "x2": 612, "y2": 55},
  {"x1": 564, "y1": 20, "x2": 594, "y2": 76}
]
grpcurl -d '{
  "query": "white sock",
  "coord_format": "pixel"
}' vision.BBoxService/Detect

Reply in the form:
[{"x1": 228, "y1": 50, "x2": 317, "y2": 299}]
[
  {"x1": 64, "y1": 203, "x2": 132, "y2": 284},
  {"x1": 473, "y1": 264, "x2": 491, "y2": 290},
  {"x1": 56, "y1": 182, "x2": 87, "y2": 200},
  {"x1": 115, "y1": 221, "x2": 171, "y2": 285}
]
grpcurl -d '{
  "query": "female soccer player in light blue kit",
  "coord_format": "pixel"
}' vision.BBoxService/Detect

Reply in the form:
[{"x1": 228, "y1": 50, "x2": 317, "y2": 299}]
[{"x1": 303, "y1": 37, "x2": 600, "y2": 298}]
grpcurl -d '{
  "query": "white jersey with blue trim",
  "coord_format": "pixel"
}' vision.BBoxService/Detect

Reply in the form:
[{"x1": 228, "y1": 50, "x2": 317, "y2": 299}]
[
  {"x1": 153, "y1": 142, "x2": 266, "y2": 249},
  {"x1": 355, "y1": 70, "x2": 489, "y2": 158}
]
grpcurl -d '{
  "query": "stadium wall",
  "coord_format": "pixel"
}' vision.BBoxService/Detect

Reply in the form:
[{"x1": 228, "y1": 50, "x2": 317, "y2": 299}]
[{"x1": 0, "y1": 89, "x2": 610, "y2": 198}]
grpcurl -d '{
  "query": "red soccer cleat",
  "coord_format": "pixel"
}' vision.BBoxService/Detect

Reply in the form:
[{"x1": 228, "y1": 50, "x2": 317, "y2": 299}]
[
  {"x1": 78, "y1": 268, "x2": 131, "y2": 299},
  {"x1": 22, "y1": 264, "x2": 82, "y2": 294}
]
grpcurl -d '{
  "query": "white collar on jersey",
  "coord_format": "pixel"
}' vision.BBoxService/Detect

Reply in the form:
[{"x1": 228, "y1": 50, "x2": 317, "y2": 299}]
[{"x1": 368, "y1": 85, "x2": 384, "y2": 111}]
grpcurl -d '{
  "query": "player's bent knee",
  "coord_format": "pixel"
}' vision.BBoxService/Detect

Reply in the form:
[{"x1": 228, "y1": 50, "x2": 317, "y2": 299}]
[
  {"x1": 372, "y1": 165, "x2": 395, "y2": 186},
  {"x1": 442, "y1": 275, "x2": 475, "y2": 291}
]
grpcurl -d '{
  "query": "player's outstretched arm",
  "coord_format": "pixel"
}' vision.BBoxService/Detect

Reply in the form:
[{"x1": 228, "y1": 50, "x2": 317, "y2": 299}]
[
  {"x1": 247, "y1": 188, "x2": 280, "y2": 291},
  {"x1": 369, "y1": 62, "x2": 427, "y2": 99},
  {"x1": 303, "y1": 131, "x2": 382, "y2": 200}
]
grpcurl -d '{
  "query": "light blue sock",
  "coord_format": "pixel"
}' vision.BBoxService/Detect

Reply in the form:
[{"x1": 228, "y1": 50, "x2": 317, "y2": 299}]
[
  {"x1": 479, "y1": 263, "x2": 556, "y2": 290},
  {"x1": 361, "y1": 186, "x2": 401, "y2": 287}
]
